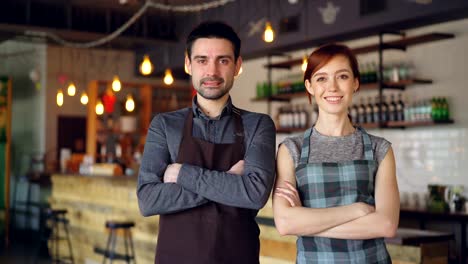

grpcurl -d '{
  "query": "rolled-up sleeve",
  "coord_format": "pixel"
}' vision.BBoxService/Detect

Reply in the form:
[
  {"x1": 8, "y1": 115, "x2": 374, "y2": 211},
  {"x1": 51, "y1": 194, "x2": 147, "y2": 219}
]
[
  {"x1": 136, "y1": 114, "x2": 209, "y2": 216},
  {"x1": 177, "y1": 114, "x2": 276, "y2": 210}
]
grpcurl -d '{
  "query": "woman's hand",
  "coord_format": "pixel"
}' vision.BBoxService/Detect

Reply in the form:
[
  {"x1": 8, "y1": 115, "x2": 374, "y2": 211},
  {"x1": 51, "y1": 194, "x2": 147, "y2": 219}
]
[{"x1": 274, "y1": 181, "x2": 302, "y2": 207}]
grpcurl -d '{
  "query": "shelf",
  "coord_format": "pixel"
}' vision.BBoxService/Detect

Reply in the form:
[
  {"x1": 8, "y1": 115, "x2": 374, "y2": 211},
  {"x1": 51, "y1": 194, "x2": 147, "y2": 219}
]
[
  {"x1": 253, "y1": 78, "x2": 432, "y2": 102},
  {"x1": 276, "y1": 127, "x2": 308, "y2": 134},
  {"x1": 277, "y1": 120, "x2": 454, "y2": 133},
  {"x1": 360, "y1": 79, "x2": 433, "y2": 90},
  {"x1": 385, "y1": 119, "x2": 454, "y2": 128},
  {"x1": 264, "y1": 33, "x2": 454, "y2": 69},
  {"x1": 251, "y1": 92, "x2": 307, "y2": 102}
]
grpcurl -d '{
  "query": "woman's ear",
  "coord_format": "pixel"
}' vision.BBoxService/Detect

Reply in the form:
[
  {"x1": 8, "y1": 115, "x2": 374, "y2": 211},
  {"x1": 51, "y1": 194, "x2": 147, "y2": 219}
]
[
  {"x1": 305, "y1": 79, "x2": 314, "y2": 96},
  {"x1": 353, "y1": 78, "x2": 359, "y2": 93}
]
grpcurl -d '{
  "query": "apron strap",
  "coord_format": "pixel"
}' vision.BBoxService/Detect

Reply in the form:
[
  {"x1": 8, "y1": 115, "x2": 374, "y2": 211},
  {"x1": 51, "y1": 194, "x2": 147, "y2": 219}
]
[
  {"x1": 357, "y1": 127, "x2": 374, "y2": 160},
  {"x1": 299, "y1": 128, "x2": 313, "y2": 165}
]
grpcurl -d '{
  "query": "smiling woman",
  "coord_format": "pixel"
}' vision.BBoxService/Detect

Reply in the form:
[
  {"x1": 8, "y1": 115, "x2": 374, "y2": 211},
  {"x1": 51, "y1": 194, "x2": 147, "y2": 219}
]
[{"x1": 273, "y1": 43, "x2": 400, "y2": 264}]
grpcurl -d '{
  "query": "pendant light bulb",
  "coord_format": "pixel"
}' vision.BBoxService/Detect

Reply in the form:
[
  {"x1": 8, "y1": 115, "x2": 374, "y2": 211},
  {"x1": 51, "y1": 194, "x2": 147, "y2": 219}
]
[
  {"x1": 56, "y1": 89, "x2": 64, "y2": 107},
  {"x1": 163, "y1": 69, "x2": 174, "y2": 85},
  {"x1": 112, "y1": 75, "x2": 121, "y2": 92},
  {"x1": 139, "y1": 55, "x2": 153, "y2": 75},
  {"x1": 80, "y1": 92, "x2": 89, "y2": 105},
  {"x1": 95, "y1": 99, "x2": 104, "y2": 115},
  {"x1": 125, "y1": 94, "x2": 135, "y2": 112},
  {"x1": 67, "y1": 82, "x2": 76, "y2": 96},
  {"x1": 263, "y1": 21, "x2": 275, "y2": 43},
  {"x1": 301, "y1": 55, "x2": 308, "y2": 72}
]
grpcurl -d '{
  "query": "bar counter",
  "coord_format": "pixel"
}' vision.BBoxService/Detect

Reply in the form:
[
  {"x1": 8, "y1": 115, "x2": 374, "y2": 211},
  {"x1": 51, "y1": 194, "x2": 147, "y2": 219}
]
[{"x1": 49, "y1": 174, "x2": 296, "y2": 264}]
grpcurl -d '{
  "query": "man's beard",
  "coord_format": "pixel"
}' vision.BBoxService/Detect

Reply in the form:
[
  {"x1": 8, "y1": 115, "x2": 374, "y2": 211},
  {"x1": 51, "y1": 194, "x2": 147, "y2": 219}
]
[{"x1": 196, "y1": 77, "x2": 231, "y2": 100}]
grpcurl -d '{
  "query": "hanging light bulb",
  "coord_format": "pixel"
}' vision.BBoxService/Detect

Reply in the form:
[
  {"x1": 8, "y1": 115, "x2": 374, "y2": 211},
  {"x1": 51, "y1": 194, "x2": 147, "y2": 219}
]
[
  {"x1": 263, "y1": 21, "x2": 275, "y2": 43},
  {"x1": 56, "y1": 89, "x2": 64, "y2": 107},
  {"x1": 163, "y1": 69, "x2": 174, "y2": 85},
  {"x1": 112, "y1": 75, "x2": 121, "y2": 92},
  {"x1": 301, "y1": 55, "x2": 308, "y2": 72},
  {"x1": 67, "y1": 82, "x2": 76, "y2": 96},
  {"x1": 80, "y1": 92, "x2": 89, "y2": 105},
  {"x1": 139, "y1": 55, "x2": 153, "y2": 75},
  {"x1": 125, "y1": 94, "x2": 135, "y2": 112},
  {"x1": 95, "y1": 99, "x2": 104, "y2": 115}
]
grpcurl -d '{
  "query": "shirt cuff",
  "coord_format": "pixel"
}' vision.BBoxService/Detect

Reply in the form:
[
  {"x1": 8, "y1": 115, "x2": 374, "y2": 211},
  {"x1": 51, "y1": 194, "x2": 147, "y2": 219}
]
[{"x1": 177, "y1": 163, "x2": 199, "y2": 191}]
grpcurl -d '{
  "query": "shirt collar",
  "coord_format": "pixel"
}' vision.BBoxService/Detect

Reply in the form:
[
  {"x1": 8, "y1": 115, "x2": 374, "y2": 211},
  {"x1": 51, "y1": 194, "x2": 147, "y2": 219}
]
[{"x1": 192, "y1": 95, "x2": 233, "y2": 120}]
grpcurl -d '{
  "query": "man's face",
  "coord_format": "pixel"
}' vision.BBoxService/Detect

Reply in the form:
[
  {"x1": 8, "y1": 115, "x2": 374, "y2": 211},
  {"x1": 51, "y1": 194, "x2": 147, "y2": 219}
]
[{"x1": 185, "y1": 38, "x2": 242, "y2": 100}]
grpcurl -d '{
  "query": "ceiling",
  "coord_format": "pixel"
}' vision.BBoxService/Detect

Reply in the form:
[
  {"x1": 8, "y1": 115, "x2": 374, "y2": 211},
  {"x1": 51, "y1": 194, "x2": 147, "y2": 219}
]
[{"x1": 0, "y1": 0, "x2": 215, "y2": 50}]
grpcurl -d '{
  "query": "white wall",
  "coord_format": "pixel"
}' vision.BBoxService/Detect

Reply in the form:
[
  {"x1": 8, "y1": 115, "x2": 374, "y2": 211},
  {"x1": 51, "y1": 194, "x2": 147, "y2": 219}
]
[{"x1": 231, "y1": 18, "x2": 468, "y2": 201}]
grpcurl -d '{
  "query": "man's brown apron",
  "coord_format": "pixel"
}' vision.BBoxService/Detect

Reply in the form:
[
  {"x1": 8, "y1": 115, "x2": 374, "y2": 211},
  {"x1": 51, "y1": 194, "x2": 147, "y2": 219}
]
[{"x1": 155, "y1": 109, "x2": 260, "y2": 264}]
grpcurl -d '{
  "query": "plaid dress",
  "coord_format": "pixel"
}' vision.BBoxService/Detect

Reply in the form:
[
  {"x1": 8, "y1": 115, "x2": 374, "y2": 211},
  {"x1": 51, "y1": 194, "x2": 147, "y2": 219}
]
[{"x1": 295, "y1": 127, "x2": 391, "y2": 264}]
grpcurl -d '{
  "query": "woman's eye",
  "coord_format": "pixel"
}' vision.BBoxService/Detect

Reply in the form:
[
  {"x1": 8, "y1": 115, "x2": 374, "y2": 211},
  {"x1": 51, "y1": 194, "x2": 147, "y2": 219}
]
[{"x1": 339, "y1": 74, "x2": 349, "y2": 80}]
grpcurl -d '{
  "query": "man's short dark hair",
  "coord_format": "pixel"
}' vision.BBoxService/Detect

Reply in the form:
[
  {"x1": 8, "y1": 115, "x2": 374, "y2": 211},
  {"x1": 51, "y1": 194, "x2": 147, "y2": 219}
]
[{"x1": 186, "y1": 21, "x2": 241, "y2": 61}]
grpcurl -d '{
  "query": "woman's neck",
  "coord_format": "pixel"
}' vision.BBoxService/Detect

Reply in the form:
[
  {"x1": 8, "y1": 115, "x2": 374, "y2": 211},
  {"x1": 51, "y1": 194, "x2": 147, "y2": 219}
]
[{"x1": 314, "y1": 112, "x2": 355, "y2": 137}]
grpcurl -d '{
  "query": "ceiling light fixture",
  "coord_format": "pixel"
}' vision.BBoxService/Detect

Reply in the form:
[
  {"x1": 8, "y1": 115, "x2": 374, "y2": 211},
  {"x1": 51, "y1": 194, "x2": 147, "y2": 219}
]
[
  {"x1": 125, "y1": 94, "x2": 135, "y2": 112},
  {"x1": 112, "y1": 75, "x2": 122, "y2": 92},
  {"x1": 67, "y1": 82, "x2": 76, "y2": 96},
  {"x1": 163, "y1": 69, "x2": 174, "y2": 85},
  {"x1": 139, "y1": 55, "x2": 153, "y2": 75},
  {"x1": 56, "y1": 89, "x2": 64, "y2": 106},
  {"x1": 301, "y1": 55, "x2": 308, "y2": 72},
  {"x1": 96, "y1": 99, "x2": 104, "y2": 115},
  {"x1": 263, "y1": 22, "x2": 275, "y2": 43},
  {"x1": 80, "y1": 92, "x2": 89, "y2": 105}
]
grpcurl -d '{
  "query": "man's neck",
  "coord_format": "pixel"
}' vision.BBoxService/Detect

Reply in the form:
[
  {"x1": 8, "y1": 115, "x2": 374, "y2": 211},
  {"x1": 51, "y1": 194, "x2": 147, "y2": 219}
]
[{"x1": 196, "y1": 94, "x2": 229, "y2": 118}]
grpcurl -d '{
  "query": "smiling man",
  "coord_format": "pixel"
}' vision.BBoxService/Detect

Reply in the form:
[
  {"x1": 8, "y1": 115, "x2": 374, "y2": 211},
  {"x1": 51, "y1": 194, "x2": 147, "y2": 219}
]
[{"x1": 137, "y1": 21, "x2": 276, "y2": 264}]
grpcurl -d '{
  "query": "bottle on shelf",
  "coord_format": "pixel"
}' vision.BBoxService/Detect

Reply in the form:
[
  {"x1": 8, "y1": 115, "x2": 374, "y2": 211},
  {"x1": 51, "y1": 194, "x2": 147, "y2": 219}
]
[
  {"x1": 372, "y1": 96, "x2": 380, "y2": 124},
  {"x1": 396, "y1": 93, "x2": 405, "y2": 121},
  {"x1": 350, "y1": 104, "x2": 358, "y2": 125},
  {"x1": 366, "y1": 97, "x2": 374, "y2": 124},
  {"x1": 358, "y1": 97, "x2": 366, "y2": 124},
  {"x1": 388, "y1": 94, "x2": 397, "y2": 122},
  {"x1": 381, "y1": 95, "x2": 389, "y2": 123}
]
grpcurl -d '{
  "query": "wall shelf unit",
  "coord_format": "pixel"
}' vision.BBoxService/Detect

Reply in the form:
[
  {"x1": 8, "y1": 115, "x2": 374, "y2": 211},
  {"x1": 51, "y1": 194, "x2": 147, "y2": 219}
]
[{"x1": 257, "y1": 31, "x2": 455, "y2": 132}]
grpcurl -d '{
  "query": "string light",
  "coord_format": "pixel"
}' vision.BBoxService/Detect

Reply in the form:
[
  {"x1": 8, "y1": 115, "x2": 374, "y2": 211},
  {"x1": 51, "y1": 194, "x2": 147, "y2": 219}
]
[
  {"x1": 140, "y1": 55, "x2": 153, "y2": 75},
  {"x1": 95, "y1": 99, "x2": 104, "y2": 115},
  {"x1": 26, "y1": 0, "x2": 235, "y2": 49},
  {"x1": 125, "y1": 94, "x2": 135, "y2": 112},
  {"x1": 112, "y1": 75, "x2": 121, "y2": 92},
  {"x1": 301, "y1": 55, "x2": 308, "y2": 72},
  {"x1": 163, "y1": 69, "x2": 174, "y2": 85},
  {"x1": 263, "y1": 21, "x2": 275, "y2": 43},
  {"x1": 67, "y1": 82, "x2": 76, "y2": 96},
  {"x1": 80, "y1": 92, "x2": 89, "y2": 105},
  {"x1": 56, "y1": 89, "x2": 64, "y2": 106}
]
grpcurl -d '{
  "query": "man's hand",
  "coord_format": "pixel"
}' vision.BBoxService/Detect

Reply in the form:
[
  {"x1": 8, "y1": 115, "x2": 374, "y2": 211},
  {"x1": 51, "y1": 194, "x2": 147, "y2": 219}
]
[
  {"x1": 227, "y1": 160, "x2": 244, "y2": 175},
  {"x1": 163, "y1": 163, "x2": 182, "y2": 183}
]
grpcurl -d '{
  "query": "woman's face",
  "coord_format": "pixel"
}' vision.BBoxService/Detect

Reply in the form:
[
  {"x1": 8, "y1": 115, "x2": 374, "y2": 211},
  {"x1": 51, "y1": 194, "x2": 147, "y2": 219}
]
[{"x1": 305, "y1": 55, "x2": 359, "y2": 117}]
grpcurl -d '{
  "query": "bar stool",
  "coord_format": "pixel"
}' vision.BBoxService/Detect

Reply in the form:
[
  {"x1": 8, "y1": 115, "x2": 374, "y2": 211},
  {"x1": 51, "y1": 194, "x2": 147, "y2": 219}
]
[
  {"x1": 46, "y1": 209, "x2": 74, "y2": 264},
  {"x1": 100, "y1": 220, "x2": 136, "y2": 264}
]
